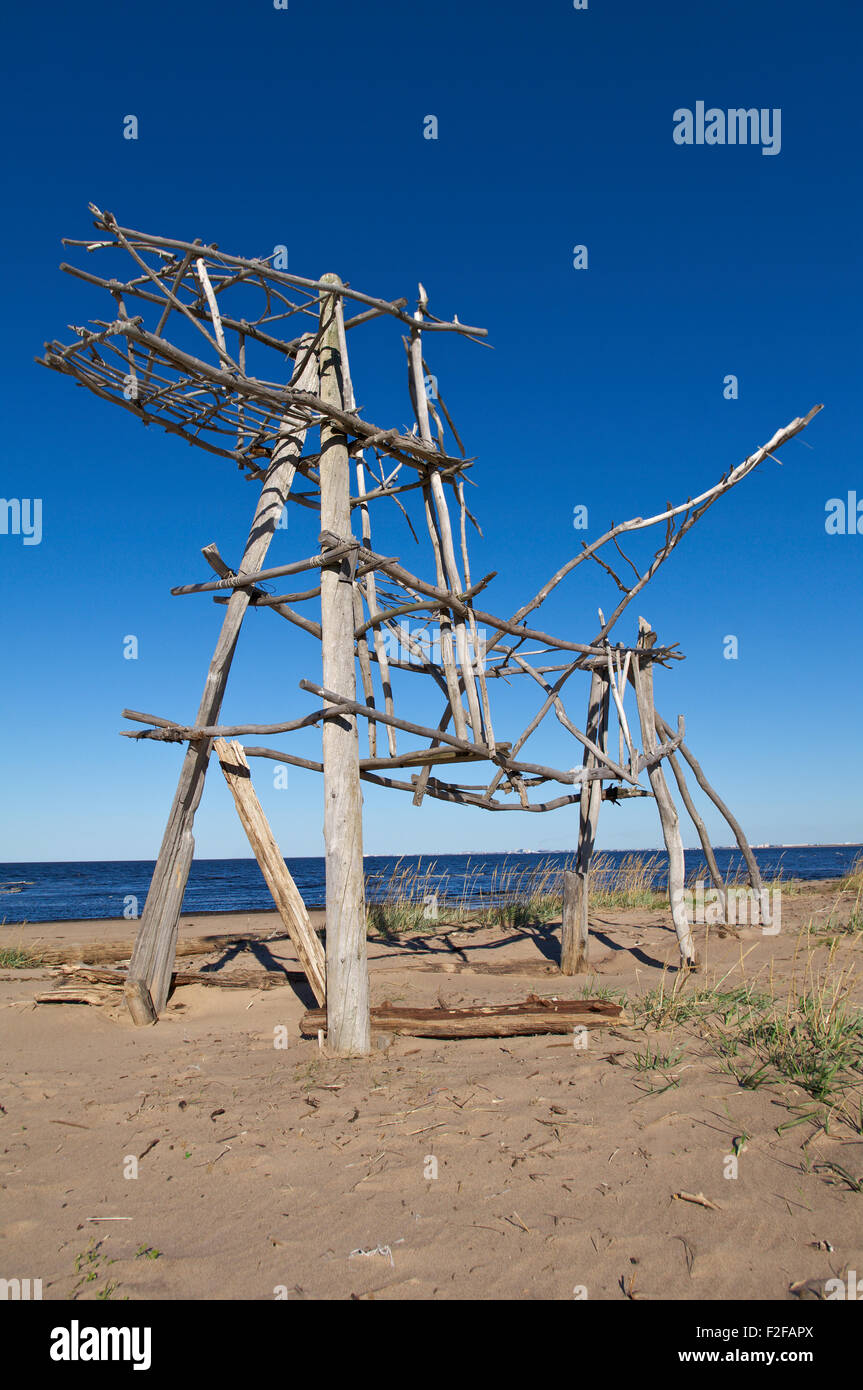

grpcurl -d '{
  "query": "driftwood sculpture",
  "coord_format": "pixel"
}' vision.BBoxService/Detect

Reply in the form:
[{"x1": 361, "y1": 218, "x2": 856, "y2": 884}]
[{"x1": 38, "y1": 205, "x2": 821, "y2": 1052}]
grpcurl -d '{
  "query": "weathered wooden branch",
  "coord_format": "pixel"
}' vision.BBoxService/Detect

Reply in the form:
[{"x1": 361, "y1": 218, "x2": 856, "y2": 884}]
[
  {"x1": 408, "y1": 318, "x2": 482, "y2": 741},
  {"x1": 561, "y1": 672, "x2": 609, "y2": 975},
  {"x1": 653, "y1": 708, "x2": 765, "y2": 911},
  {"x1": 80, "y1": 209, "x2": 490, "y2": 337},
  {"x1": 632, "y1": 620, "x2": 696, "y2": 965},
  {"x1": 213, "y1": 739, "x2": 326, "y2": 1004},
  {"x1": 123, "y1": 341, "x2": 319, "y2": 1026}
]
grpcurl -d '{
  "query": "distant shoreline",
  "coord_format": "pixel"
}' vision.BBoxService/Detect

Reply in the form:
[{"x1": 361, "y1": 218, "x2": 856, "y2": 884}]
[
  {"x1": 2, "y1": 843, "x2": 861, "y2": 866},
  {"x1": 7, "y1": 875, "x2": 857, "y2": 933}
]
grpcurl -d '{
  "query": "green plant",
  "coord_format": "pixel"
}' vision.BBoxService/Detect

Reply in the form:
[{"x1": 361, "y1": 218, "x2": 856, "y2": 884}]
[
  {"x1": 0, "y1": 945, "x2": 41, "y2": 968},
  {"x1": 627, "y1": 1041, "x2": 683, "y2": 1072},
  {"x1": 839, "y1": 852, "x2": 863, "y2": 894},
  {"x1": 364, "y1": 852, "x2": 672, "y2": 938},
  {"x1": 815, "y1": 1161, "x2": 863, "y2": 1193}
]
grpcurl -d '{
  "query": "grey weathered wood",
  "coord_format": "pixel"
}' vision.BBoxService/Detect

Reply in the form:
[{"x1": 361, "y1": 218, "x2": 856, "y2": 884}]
[
  {"x1": 335, "y1": 299, "x2": 395, "y2": 759},
  {"x1": 632, "y1": 619, "x2": 696, "y2": 966},
  {"x1": 653, "y1": 707, "x2": 765, "y2": 920},
  {"x1": 561, "y1": 671, "x2": 608, "y2": 974},
  {"x1": 124, "y1": 342, "x2": 319, "y2": 1023},
  {"x1": 408, "y1": 321, "x2": 482, "y2": 741},
  {"x1": 213, "y1": 739, "x2": 326, "y2": 1005},
  {"x1": 664, "y1": 749, "x2": 728, "y2": 921},
  {"x1": 317, "y1": 277, "x2": 370, "y2": 1055},
  {"x1": 301, "y1": 996, "x2": 625, "y2": 1039}
]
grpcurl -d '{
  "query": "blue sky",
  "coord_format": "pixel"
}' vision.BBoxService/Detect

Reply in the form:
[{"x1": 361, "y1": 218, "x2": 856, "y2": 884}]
[{"x1": 1, "y1": 0, "x2": 860, "y2": 860}]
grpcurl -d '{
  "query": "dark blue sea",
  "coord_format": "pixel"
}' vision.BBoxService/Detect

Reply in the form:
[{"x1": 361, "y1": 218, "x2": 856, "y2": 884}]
[{"x1": 0, "y1": 846, "x2": 860, "y2": 925}]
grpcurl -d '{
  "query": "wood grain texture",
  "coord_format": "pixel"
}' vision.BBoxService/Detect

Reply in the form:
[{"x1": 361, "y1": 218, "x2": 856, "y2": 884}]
[
  {"x1": 124, "y1": 343, "x2": 318, "y2": 1023},
  {"x1": 301, "y1": 995, "x2": 624, "y2": 1039},
  {"x1": 317, "y1": 278, "x2": 369, "y2": 1054},
  {"x1": 213, "y1": 739, "x2": 326, "y2": 1005}
]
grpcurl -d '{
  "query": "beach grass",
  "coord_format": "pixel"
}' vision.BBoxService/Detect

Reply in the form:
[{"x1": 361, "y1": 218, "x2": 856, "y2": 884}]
[
  {"x1": 627, "y1": 927, "x2": 863, "y2": 1132},
  {"x1": 0, "y1": 944, "x2": 41, "y2": 968},
  {"x1": 364, "y1": 851, "x2": 669, "y2": 936},
  {"x1": 840, "y1": 851, "x2": 863, "y2": 893},
  {"x1": 363, "y1": 849, "x2": 828, "y2": 938}
]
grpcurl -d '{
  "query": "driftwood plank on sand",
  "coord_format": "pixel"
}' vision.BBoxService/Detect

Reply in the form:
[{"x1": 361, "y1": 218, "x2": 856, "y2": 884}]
[
  {"x1": 300, "y1": 995, "x2": 624, "y2": 1039},
  {"x1": 31, "y1": 930, "x2": 293, "y2": 967},
  {"x1": 54, "y1": 965, "x2": 295, "y2": 990}
]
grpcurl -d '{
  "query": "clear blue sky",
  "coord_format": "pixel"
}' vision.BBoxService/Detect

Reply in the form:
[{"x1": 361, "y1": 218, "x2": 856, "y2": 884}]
[{"x1": 1, "y1": 0, "x2": 860, "y2": 861}]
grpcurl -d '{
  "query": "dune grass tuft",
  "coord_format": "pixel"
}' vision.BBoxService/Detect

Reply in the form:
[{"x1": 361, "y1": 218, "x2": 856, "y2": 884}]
[{"x1": 364, "y1": 852, "x2": 670, "y2": 936}]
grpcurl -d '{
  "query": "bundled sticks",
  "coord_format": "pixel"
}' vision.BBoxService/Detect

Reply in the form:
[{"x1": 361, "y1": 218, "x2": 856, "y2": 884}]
[{"x1": 39, "y1": 205, "x2": 820, "y2": 1028}]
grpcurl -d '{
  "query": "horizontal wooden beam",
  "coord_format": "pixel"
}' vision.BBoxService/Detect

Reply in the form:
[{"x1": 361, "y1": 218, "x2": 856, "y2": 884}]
[{"x1": 301, "y1": 996, "x2": 625, "y2": 1039}]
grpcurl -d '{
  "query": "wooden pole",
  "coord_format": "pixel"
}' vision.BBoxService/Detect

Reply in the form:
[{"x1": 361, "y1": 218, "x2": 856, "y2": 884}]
[
  {"x1": 664, "y1": 749, "x2": 728, "y2": 921},
  {"x1": 335, "y1": 297, "x2": 396, "y2": 759},
  {"x1": 561, "y1": 671, "x2": 608, "y2": 974},
  {"x1": 124, "y1": 343, "x2": 319, "y2": 1026},
  {"x1": 317, "y1": 276, "x2": 369, "y2": 1055},
  {"x1": 408, "y1": 320, "x2": 482, "y2": 741},
  {"x1": 632, "y1": 619, "x2": 696, "y2": 966},
  {"x1": 653, "y1": 708, "x2": 764, "y2": 919},
  {"x1": 213, "y1": 739, "x2": 326, "y2": 1005}
]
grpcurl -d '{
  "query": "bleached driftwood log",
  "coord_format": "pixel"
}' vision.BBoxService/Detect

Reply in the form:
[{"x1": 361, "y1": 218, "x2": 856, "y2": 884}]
[{"x1": 317, "y1": 280, "x2": 369, "y2": 1055}]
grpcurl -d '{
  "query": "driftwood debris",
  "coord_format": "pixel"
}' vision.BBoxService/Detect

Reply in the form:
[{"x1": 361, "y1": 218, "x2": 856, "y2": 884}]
[
  {"x1": 35, "y1": 986, "x2": 117, "y2": 1007},
  {"x1": 39, "y1": 204, "x2": 821, "y2": 1045},
  {"x1": 301, "y1": 995, "x2": 624, "y2": 1039},
  {"x1": 396, "y1": 959, "x2": 563, "y2": 977},
  {"x1": 31, "y1": 929, "x2": 293, "y2": 968},
  {"x1": 53, "y1": 964, "x2": 295, "y2": 990}
]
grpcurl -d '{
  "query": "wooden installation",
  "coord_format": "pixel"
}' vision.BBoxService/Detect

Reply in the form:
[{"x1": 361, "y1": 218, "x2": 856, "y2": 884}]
[{"x1": 39, "y1": 205, "x2": 821, "y2": 1050}]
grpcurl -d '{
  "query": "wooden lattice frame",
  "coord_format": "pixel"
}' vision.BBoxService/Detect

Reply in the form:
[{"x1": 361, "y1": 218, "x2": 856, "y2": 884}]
[{"x1": 39, "y1": 205, "x2": 821, "y2": 1050}]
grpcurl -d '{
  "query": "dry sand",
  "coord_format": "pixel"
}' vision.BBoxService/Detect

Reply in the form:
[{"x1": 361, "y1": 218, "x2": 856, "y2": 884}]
[{"x1": 2, "y1": 882, "x2": 862, "y2": 1301}]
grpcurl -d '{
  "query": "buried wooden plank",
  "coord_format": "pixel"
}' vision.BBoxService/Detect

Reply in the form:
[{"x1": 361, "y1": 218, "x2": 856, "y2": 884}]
[
  {"x1": 35, "y1": 987, "x2": 117, "y2": 1007},
  {"x1": 403, "y1": 960, "x2": 563, "y2": 977},
  {"x1": 300, "y1": 995, "x2": 625, "y2": 1039}
]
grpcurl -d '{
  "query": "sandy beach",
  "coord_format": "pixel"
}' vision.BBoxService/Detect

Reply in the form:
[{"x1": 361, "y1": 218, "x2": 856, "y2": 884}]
[{"x1": 2, "y1": 880, "x2": 861, "y2": 1301}]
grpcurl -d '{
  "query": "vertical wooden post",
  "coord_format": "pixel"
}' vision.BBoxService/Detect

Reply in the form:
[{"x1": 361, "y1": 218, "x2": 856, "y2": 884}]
[
  {"x1": 317, "y1": 276, "x2": 369, "y2": 1055},
  {"x1": 124, "y1": 346, "x2": 319, "y2": 1026},
  {"x1": 632, "y1": 619, "x2": 696, "y2": 966},
  {"x1": 561, "y1": 669, "x2": 608, "y2": 974}
]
